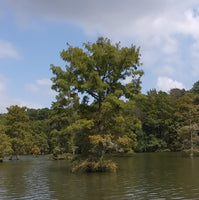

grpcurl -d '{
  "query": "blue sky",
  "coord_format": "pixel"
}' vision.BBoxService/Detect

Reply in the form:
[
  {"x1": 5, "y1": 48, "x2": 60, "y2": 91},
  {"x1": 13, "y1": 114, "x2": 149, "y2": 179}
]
[{"x1": 1, "y1": 0, "x2": 199, "y2": 113}]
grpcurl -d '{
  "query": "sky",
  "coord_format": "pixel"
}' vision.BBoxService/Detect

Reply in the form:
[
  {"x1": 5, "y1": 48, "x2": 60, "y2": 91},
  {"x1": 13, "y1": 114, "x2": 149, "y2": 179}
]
[{"x1": 1, "y1": 0, "x2": 199, "y2": 113}]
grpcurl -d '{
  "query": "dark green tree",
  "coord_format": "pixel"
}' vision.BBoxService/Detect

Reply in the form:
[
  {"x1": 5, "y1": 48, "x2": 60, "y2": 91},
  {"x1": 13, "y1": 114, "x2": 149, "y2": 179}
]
[
  {"x1": 169, "y1": 88, "x2": 185, "y2": 98},
  {"x1": 30, "y1": 120, "x2": 49, "y2": 154},
  {"x1": 191, "y1": 81, "x2": 199, "y2": 94},
  {"x1": 135, "y1": 89, "x2": 179, "y2": 152},
  {"x1": 190, "y1": 81, "x2": 199, "y2": 104},
  {"x1": 176, "y1": 92, "x2": 199, "y2": 155}
]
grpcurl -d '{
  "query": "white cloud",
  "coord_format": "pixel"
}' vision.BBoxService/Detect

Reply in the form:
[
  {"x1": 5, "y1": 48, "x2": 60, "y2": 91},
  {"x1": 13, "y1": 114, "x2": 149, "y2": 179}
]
[
  {"x1": 0, "y1": 75, "x2": 42, "y2": 113},
  {"x1": 1, "y1": 0, "x2": 199, "y2": 92},
  {"x1": 156, "y1": 77, "x2": 185, "y2": 92},
  {"x1": 36, "y1": 78, "x2": 52, "y2": 86},
  {"x1": 3, "y1": 2, "x2": 198, "y2": 70},
  {"x1": 27, "y1": 78, "x2": 55, "y2": 96},
  {"x1": 2, "y1": 1, "x2": 198, "y2": 37},
  {"x1": 0, "y1": 40, "x2": 19, "y2": 59}
]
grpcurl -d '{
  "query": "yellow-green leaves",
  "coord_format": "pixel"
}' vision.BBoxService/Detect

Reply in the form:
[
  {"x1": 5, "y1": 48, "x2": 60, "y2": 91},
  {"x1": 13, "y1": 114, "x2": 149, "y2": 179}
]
[
  {"x1": 50, "y1": 37, "x2": 143, "y2": 163},
  {"x1": 51, "y1": 37, "x2": 143, "y2": 108},
  {"x1": 0, "y1": 133, "x2": 13, "y2": 161},
  {"x1": 66, "y1": 119, "x2": 94, "y2": 132},
  {"x1": 89, "y1": 135, "x2": 106, "y2": 147}
]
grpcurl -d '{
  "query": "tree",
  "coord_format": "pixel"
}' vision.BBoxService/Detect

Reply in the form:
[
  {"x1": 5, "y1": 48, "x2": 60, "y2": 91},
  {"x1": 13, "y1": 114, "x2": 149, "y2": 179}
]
[
  {"x1": 135, "y1": 89, "x2": 179, "y2": 152},
  {"x1": 4, "y1": 105, "x2": 33, "y2": 159},
  {"x1": 169, "y1": 88, "x2": 185, "y2": 98},
  {"x1": 48, "y1": 96, "x2": 80, "y2": 155},
  {"x1": 51, "y1": 37, "x2": 143, "y2": 115},
  {"x1": 50, "y1": 37, "x2": 143, "y2": 171},
  {"x1": 190, "y1": 81, "x2": 199, "y2": 104},
  {"x1": 176, "y1": 92, "x2": 199, "y2": 156},
  {"x1": 191, "y1": 81, "x2": 199, "y2": 94},
  {"x1": 0, "y1": 125, "x2": 12, "y2": 162},
  {"x1": 27, "y1": 108, "x2": 50, "y2": 121},
  {"x1": 30, "y1": 120, "x2": 49, "y2": 154}
]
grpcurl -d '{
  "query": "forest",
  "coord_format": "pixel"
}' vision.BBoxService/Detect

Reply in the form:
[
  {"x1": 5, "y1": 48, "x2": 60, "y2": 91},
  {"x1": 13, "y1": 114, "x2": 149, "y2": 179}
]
[{"x1": 1, "y1": 37, "x2": 199, "y2": 171}]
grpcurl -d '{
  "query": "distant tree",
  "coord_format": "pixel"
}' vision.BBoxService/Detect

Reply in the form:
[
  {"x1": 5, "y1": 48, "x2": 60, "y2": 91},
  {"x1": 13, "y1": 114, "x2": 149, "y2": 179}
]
[
  {"x1": 135, "y1": 89, "x2": 179, "y2": 151},
  {"x1": 176, "y1": 92, "x2": 199, "y2": 155},
  {"x1": 0, "y1": 125, "x2": 12, "y2": 162},
  {"x1": 4, "y1": 105, "x2": 33, "y2": 159},
  {"x1": 169, "y1": 88, "x2": 185, "y2": 98},
  {"x1": 190, "y1": 81, "x2": 199, "y2": 104},
  {"x1": 27, "y1": 108, "x2": 50, "y2": 121},
  {"x1": 191, "y1": 81, "x2": 199, "y2": 94},
  {"x1": 30, "y1": 120, "x2": 49, "y2": 154}
]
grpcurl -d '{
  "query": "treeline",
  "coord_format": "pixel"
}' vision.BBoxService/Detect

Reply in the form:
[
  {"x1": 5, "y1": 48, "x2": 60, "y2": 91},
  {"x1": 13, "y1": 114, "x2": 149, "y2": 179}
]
[
  {"x1": 135, "y1": 86, "x2": 199, "y2": 153},
  {"x1": 1, "y1": 84, "x2": 199, "y2": 161},
  {"x1": 0, "y1": 106, "x2": 50, "y2": 161},
  {"x1": 1, "y1": 38, "x2": 199, "y2": 167}
]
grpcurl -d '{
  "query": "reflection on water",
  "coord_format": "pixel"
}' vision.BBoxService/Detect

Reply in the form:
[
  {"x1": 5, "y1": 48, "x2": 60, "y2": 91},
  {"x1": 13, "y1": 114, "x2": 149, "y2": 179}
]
[
  {"x1": 0, "y1": 157, "x2": 56, "y2": 200},
  {"x1": 1, "y1": 153, "x2": 199, "y2": 200}
]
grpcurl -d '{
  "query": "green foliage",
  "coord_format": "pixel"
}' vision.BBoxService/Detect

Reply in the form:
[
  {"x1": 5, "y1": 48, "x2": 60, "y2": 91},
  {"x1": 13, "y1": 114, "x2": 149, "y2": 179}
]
[
  {"x1": 169, "y1": 88, "x2": 185, "y2": 98},
  {"x1": 135, "y1": 130, "x2": 148, "y2": 152},
  {"x1": 176, "y1": 92, "x2": 199, "y2": 153},
  {"x1": 191, "y1": 81, "x2": 199, "y2": 94},
  {"x1": 50, "y1": 37, "x2": 142, "y2": 151},
  {"x1": 33, "y1": 132, "x2": 49, "y2": 154},
  {"x1": 4, "y1": 105, "x2": 34, "y2": 157},
  {"x1": 117, "y1": 134, "x2": 137, "y2": 154},
  {"x1": 135, "y1": 90, "x2": 179, "y2": 151},
  {"x1": 51, "y1": 37, "x2": 143, "y2": 108},
  {"x1": 49, "y1": 37, "x2": 143, "y2": 171},
  {"x1": 31, "y1": 145, "x2": 41, "y2": 157},
  {"x1": 27, "y1": 108, "x2": 50, "y2": 121},
  {"x1": 147, "y1": 134, "x2": 167, "y2": 152},
  {"x1": 190, "y1": 81, "x2": 199, "y2": 104},
  {"x1": 30, "y1": 120, "x2": 49, "y2": 154},
  {"x1": 0, "y1": 133, "x2": 13, "y2": 161},
  {"x1": 5, "y1": 39, "x2": 199, "y2": 167},
  {"x1": 48, "y1": 95, "x2": 80, "y2": 154},
  {"x1": 71, "y1": 158, "x2": 117, "y2": 173},
  {"x1": 88, "y1": 134, "x2": 113, "y2": 157},
  {"x1": 10, "y1": 138, "x2": 25, "y2": 156}
]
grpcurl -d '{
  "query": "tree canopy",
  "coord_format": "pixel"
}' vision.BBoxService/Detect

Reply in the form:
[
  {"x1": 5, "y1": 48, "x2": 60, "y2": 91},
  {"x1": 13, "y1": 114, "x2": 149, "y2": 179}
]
[
  {"x1": 49, "y1": 37, "x2": 144, "y2": 170},
  {"x1": 51, "y1": 37, "x2": 143, "y2": 108}
]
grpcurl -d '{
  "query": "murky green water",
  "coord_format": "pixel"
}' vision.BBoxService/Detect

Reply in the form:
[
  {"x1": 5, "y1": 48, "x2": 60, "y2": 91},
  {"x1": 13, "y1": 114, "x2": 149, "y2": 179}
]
[{"x1": 0, "y1": 153, "x2": 199, "y2": 200}]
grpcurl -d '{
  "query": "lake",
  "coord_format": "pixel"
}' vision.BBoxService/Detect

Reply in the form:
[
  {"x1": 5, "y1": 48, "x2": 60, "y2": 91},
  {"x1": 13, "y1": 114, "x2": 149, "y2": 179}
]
[{"x1": 0, "y1": 153, "x2": 199, "y2": 200}]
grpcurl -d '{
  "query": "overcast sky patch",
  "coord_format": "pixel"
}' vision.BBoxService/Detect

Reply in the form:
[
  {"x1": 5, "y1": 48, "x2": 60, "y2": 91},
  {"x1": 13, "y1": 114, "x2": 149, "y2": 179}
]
[{"x1": 0, "y1": 0, "x2": 199, "y2": 110}]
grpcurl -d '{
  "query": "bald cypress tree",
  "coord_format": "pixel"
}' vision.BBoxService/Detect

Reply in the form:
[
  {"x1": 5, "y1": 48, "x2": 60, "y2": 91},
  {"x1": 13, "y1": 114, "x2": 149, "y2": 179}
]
[{"x1": 50, "y1": 37, "x2": 143, "y2": 172}]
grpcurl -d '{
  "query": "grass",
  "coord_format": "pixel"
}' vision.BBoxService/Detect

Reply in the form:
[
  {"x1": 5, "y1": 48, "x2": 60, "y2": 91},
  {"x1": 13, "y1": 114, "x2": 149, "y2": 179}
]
[{"x1": 71, "y1": 157, "x2": 117, "y2": 173}]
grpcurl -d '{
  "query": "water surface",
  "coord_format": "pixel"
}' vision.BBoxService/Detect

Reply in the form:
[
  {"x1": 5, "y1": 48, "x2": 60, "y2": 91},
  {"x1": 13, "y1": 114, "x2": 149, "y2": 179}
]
[{"x1": 0, "y1": 153, "x2": 199, "y2": 200}]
